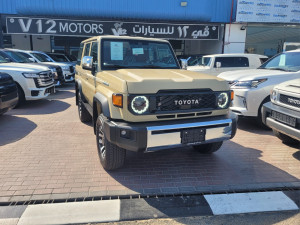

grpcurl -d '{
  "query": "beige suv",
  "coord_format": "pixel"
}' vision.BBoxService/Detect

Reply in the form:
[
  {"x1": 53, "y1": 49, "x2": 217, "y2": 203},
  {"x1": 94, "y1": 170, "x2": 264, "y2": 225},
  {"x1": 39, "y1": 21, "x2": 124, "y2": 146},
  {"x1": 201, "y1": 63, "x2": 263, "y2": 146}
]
[{"x1": 75, "y1": 36, "x2": 237, "y2": 170}]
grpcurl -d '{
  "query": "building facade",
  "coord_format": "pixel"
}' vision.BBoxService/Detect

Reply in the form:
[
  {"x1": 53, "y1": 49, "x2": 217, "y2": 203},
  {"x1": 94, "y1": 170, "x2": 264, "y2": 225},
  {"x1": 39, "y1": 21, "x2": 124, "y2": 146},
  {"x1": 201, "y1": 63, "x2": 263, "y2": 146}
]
[{"x1": 1, "y1": 0, "x2": 299, "y2": 58}]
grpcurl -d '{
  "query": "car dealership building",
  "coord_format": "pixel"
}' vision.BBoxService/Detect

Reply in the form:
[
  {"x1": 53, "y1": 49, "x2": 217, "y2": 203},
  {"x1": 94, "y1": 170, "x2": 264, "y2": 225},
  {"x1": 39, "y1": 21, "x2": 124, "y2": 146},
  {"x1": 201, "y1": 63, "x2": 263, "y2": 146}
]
[{"x1": 0, "y1": 0, "x2": 300, "y2": 58}]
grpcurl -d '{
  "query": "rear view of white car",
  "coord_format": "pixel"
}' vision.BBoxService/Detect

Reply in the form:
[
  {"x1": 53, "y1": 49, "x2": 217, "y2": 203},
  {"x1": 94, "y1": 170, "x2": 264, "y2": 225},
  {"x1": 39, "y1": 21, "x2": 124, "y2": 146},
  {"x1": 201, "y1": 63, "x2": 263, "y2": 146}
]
[
  {"x1": 218, "y1": 50, "x2": 300, "y2": 126},
  {"x1": 187, "y1": 53, "x2": 268, "y2": 76}
]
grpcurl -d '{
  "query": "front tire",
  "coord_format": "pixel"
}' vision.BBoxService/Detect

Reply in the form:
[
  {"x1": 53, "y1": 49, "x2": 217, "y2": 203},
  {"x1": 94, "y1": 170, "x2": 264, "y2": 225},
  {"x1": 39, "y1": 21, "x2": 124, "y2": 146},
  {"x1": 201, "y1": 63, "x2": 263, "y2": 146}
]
[
  {"x1": 193, "y1": 141, "x2": 223, "y2": 154},
  {"x1": 15, "y1": 84, "x2": 25, "y2": 108},
  {"x1": 96, "y1": 114, "x2": 126, "y2": 170},
  {"x1": 273, "y1": 130, "x2": 298, "y2": 144},
  {"x1": 78, "y1": 91, "x2": 92, "y2": 122}
]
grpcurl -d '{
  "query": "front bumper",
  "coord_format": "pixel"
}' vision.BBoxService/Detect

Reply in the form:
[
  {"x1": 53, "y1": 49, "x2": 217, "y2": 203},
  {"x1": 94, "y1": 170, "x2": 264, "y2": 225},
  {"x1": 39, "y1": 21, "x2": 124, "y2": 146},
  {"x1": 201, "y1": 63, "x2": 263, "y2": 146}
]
[
  {"x1": 262, "y1": 102, "x2": 300, "y2": 141},
  {"x1": 104, "y1": 114, "x2": 237, "y2": 152},
  {"x1": 0, "y1": 89, "x2": 18, "y2": 114},
  {"x1": 63, "y1": 71, "x2": 75, "y2": 82},
  {"x1": 25, "y1": 86, "x2": 55, "y2": 100}
]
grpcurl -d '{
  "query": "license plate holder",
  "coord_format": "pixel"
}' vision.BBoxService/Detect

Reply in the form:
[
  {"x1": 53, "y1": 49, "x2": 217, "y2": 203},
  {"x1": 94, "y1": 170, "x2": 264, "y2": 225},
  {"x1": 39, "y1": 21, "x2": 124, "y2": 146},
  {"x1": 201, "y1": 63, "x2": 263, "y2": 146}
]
[
  {"x1": 181, "y1": 128, "x2": 206, "y2": 144},
  {"x1": 271, "y1": 110, "x2": 296, "y2": 127}
]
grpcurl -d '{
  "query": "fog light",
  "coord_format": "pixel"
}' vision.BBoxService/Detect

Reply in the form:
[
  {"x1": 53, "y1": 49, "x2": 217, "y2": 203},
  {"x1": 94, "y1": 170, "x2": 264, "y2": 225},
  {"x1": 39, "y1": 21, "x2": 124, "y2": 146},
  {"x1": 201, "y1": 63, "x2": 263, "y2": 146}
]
[
  {"x1": 31, "y1": 90, "x2": 39, "y2": 96},
  {"x1": 120, "y1": 129, "x2": 131, "y2": 139},
  {"x1": 121, "y1": 130, "x2": 127, "y2": 136}
]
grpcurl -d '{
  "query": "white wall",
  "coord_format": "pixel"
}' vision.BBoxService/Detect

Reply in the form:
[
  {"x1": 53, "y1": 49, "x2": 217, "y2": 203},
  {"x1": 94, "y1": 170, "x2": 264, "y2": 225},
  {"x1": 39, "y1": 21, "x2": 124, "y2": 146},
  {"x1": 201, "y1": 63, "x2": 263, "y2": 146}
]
[
  {"x1": 223, "y1": 24, "x2": 246, "y2": 54},
  {"x1": 11, "y1": 34, "x2": 51, "y2": 51},
  {"x1": 11, "y1": 34, "x2": 31, "y2": 50},
  {"x1": 32, "y1": 35, "x2": 51, "y2": 52}
]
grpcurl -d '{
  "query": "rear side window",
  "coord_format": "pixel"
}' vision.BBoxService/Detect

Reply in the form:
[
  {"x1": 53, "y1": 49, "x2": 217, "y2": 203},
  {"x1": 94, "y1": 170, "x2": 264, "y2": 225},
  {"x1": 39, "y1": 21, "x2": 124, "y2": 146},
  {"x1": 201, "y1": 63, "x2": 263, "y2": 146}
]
[
  {"x1": 90, "y1": 42, "x2": 98, "y2": 72},
  {"x1": 77, "y1": 43, "x2": 84, "y2": 65},
  {"x1": 214, "y1": 57, "x2": 249, "y2": 68},
  {"x1": 260, "y1": 57, "x2": 268, "y2": 64}
]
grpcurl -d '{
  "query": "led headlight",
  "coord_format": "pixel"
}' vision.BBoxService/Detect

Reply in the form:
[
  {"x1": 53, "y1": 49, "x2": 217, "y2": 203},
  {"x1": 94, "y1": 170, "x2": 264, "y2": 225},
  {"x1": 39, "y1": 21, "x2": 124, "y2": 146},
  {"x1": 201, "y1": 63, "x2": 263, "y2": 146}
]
[
  {"x1": 22, "y1": 72, "x2": 40, "y2": 78},
  {"x1": 131, "y1": 96, "x2": 149, "y2": 114},
  {"x1": 217, "y1": 92, "x2": 229, "y2": 108},
  {"x1": 232, "y1": 79, "x2": 268, "y2": 89}
]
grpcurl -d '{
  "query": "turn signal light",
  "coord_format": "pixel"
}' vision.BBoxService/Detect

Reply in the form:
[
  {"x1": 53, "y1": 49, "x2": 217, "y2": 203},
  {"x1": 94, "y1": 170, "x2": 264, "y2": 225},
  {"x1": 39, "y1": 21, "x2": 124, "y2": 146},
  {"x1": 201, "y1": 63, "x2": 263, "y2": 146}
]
[
  {"x1": 231, "y1": 90, "x2": 234, "y2": 100},
  {"x1": 112, "y1": 94, "x2": 123, "y2": 108}
]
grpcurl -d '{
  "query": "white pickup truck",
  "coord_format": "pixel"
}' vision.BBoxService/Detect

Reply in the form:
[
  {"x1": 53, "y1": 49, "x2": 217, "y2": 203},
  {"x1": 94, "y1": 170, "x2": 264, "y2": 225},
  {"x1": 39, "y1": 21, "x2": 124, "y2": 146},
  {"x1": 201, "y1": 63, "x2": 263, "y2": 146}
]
[
  {"x1": 0, "y1": 53, "x2": 54, "y2": 106},
  {"x1": 188, "y1": 53, "x2": 268, "y2": 76}
]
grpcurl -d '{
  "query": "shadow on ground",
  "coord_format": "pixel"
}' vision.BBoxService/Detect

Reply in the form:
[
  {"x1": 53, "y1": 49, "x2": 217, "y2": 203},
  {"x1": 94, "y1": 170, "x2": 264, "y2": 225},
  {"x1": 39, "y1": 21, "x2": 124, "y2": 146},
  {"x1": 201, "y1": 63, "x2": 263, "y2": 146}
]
[
  {"x1": 0, "y1": 115, "x2": 37, "y2": 146},
  {"x1": 237, "y1": 116, "x2": 272, "y2": 135},
  {"x1": 48, "y1": 90, "x2": 75, "y2": 100},
  {"x1": 9, "y1": 99, "x2": 70, "y2": 115}
]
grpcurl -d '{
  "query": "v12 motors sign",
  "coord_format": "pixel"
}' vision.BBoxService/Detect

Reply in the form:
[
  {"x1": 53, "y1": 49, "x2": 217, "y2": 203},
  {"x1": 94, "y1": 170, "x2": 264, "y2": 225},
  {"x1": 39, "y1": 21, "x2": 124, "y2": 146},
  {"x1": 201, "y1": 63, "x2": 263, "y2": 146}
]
[{"x1": 5, "y1": 17, "x2": 219, "y2": 40}]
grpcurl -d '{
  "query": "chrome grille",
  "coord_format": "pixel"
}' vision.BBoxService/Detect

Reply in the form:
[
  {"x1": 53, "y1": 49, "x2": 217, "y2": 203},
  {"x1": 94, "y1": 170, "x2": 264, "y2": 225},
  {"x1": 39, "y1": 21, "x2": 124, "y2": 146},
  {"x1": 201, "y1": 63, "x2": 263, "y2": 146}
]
[{"x1": 34, "y1": 71, "x2": 54, "y2": 88}]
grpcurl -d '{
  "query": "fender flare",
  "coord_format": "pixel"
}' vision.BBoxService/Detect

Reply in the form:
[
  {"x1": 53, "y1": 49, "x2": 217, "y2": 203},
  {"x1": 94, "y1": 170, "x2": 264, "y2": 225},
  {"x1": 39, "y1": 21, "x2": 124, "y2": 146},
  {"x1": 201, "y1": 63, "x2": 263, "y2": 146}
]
[{"x1": 93, "y1": 92, "x2": 111, "y2": 119}]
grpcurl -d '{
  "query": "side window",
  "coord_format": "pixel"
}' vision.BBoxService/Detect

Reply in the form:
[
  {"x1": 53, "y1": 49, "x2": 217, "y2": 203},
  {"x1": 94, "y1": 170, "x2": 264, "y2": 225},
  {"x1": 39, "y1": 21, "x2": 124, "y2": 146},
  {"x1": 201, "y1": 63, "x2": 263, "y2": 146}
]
[
  {"x1": 90, "y1": 42, "x2": 98, "y2": 72},
  {"x1": 83, "y1": 43, "x2": 91, "y2": 57},
  {"x1": 214, "y1": 57, "x2": 249, "y2": 68},
  {"x1": 260, "y1": 57, "x2": 268, "y2": 64},
  {"x1": 235, "y1": 57, "x2": 249, "y2": 67},
  {"x1": 77, "y1": 43, "x2": 84, "y2": 65}
]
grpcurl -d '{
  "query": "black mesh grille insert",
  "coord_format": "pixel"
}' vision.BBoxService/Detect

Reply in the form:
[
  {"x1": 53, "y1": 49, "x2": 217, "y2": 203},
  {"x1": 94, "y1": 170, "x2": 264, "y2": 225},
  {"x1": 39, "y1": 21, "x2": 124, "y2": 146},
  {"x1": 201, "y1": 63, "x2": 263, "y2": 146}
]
[
  {"x1": 156, "y1": 93, "x2": 216, "y2": 112},
  {"x1": 279, "y1": 94, "x2": 300, "y2": 108}
]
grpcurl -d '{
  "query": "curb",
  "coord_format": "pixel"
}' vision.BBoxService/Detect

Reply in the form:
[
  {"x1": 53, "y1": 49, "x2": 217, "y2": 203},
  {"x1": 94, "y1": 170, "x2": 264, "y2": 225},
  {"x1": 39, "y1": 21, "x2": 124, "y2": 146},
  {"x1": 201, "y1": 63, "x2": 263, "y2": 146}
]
[{"x1": 0, "y1": 190, "x2": 299, "y2": 225}]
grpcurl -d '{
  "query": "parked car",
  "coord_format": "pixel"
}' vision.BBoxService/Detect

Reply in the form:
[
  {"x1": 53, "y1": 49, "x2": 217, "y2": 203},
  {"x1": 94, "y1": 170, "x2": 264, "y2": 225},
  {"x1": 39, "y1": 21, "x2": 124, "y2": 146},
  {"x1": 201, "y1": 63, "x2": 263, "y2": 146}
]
[
  {"x1": 22, "y1": 51, "x2": 75, "y2": 82},
  {"x1": 0, "y1": 72, "x2": 18, "y2": 115},
  {"x1": 1, "y1": 49, "x2": 64, "y2": 86},
  {"x1": 0, "y1": 54, "x2": 54, "y2": 106},
  {"x1": 75, "y1": 35, "x2": 237, "y2": 170},
  {"x1": 188, "y1": 53, "x2": 268, "y2": 76},
  {"x1": 262, "y1": 79, "x2": 300, "y2": 144},
  {"x1": 46, "y1": 52, "x2": 76, "y2": 65},
  {"x1": 218, "y1": 49, "x2": 300, "y2": 126}
]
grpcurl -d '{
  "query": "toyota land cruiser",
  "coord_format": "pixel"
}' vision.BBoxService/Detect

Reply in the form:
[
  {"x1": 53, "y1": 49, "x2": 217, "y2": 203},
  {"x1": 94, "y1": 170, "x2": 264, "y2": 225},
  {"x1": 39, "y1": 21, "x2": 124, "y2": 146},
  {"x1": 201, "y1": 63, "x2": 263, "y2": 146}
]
[{"x1": 75, "y1": 36, "x2": 237, "y2": 170}]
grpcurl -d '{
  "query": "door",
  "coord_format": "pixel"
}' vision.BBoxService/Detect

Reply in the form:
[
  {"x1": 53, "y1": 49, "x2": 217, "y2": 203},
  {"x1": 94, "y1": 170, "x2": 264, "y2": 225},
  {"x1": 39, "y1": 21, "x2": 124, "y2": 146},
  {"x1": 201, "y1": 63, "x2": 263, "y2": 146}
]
[{"x1": 80, "y1": 42, "x2": 93, "y2": 104}]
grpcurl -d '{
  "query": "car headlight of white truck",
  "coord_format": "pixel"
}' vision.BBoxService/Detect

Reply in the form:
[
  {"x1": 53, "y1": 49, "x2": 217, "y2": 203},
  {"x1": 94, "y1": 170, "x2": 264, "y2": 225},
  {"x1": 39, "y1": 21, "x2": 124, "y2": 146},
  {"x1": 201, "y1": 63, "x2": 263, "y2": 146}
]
[{"x1": 232, "y1": 78, "x2": 268, "y2": 89}]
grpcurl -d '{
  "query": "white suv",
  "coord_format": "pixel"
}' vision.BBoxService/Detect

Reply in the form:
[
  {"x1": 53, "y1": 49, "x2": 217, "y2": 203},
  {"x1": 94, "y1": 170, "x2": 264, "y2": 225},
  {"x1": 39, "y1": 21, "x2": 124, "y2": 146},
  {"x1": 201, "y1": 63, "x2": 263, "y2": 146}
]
[
  {"x1": 22, "y1": 51, "x2": 75, "y2": 82},
  {"x1": 187, "y1": 53, "x2": 268, "y2": 76},
  {"x1": 218, "y1": 50, "x2": 300, "y2": 126},
  {"x1": 0, "y1": 54, "x2": 54, "y2": 105}
]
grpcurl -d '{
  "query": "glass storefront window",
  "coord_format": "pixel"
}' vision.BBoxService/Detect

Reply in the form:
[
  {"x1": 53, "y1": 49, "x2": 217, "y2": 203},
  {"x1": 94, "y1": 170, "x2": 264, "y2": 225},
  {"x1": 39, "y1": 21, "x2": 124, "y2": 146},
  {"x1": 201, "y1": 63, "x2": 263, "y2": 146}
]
[{"x1": 245, "y1": 25, "x2": 300, "y2": 57}]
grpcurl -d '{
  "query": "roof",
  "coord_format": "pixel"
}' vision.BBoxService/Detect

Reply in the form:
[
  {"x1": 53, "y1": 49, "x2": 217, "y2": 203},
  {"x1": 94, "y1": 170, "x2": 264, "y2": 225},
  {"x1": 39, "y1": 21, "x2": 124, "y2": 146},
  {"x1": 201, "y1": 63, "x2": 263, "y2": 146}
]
[
  {"x1": 203, "y1": 53, "x2": 268, "y2": 58},
  {"x1": 81, "y1": 35, "x2": 170, "y2": 44}
]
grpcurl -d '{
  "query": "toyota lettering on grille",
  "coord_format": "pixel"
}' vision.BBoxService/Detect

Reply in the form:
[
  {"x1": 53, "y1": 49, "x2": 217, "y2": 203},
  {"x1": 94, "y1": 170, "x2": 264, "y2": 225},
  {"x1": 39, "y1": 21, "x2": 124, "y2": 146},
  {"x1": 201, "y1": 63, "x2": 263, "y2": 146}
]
[
  {"x1": 288, "y1": 97, "x2": 300, "y2": 105},
  {"x1": 174, "y1": 99, "x2": 202, "y2": 106}
]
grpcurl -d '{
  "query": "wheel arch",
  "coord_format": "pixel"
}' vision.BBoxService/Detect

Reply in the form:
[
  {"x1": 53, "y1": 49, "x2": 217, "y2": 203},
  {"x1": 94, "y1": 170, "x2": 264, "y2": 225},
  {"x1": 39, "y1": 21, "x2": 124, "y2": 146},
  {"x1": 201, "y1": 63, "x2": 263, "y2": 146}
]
[{"x1": 93, "y1": 93, "x2": 111, "y2": 134}]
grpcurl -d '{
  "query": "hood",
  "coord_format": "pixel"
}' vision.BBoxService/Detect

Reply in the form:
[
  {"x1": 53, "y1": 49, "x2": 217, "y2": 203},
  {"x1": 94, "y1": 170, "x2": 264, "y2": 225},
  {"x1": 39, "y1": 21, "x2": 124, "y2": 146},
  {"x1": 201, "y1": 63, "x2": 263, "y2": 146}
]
[
  {"x1": 0, "y1": 62, "x2": 50, "y2": 72},
  {"x1": 187, "y1": 65, "x2": 210, "y2": 72},
  {"x1": 42, "y1": 62, "x2": 73, "y2": 68},
  {"x1": 103, "y1": 69, "x2": 228, "y2": 93},
  {"x1": 217, "y1": 69, "x2": 298, "y2": 81},
  {"x1": 275, "y1": 78, "x2": 300, "y2": 94}
]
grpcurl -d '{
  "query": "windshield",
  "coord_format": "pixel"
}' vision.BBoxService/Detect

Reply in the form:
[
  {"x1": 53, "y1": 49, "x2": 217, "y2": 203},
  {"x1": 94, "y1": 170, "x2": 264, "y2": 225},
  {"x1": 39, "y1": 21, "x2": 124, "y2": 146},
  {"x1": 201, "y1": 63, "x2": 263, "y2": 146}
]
[
  {"x1": 3, "y1": 51, "x2": 32, "y2": 63},
  {"x1": 47, "y1": 53, "x2": 69, "y2": 62},
  {"x1": 31, "y1": 53, "x2": 53, "y2": 62},
  {"x1": 0, "y1": 54, "x2": 10, "y2": 63},
  {"x1": 101, "y1": 39, "x2": 179, "y2": 70},
  {"x1": 200, "y1": 57, "x2": 212, "y2": 66},
  {"x1": 259, "y1": 52, "x2": 300, "y2": 72}
]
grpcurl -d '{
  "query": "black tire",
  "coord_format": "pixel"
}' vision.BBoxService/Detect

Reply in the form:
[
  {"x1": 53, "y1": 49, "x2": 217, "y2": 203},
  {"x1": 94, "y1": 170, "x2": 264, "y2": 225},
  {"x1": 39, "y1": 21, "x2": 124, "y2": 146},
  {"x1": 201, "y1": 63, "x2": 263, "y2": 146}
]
[
  {"x1": 256, "y1": 98, "x2": 271, "y2": 129},
  {"x1": 96, "y1": 114, "x2": 126, "y2": 170},
  {"x1": 78, "y1": 91, "x2": 92, "y2": 122},
  {"x1": 193, "y1": 141, "x2": 223, "y2": 154},
  {"x1": 273, "y1": 130, "x2": 299, "y2": 144},
  {"x1": 14, "y1": 84, "x2": 25, "y2": 108}
]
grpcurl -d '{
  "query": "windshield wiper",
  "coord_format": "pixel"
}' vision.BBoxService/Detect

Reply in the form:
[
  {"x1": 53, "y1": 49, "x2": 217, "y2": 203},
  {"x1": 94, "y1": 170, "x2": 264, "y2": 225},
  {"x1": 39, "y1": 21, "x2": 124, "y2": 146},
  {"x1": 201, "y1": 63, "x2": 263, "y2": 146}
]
[{"x1": 138, "y1": 65, "x2": 164, "y2": 69}]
